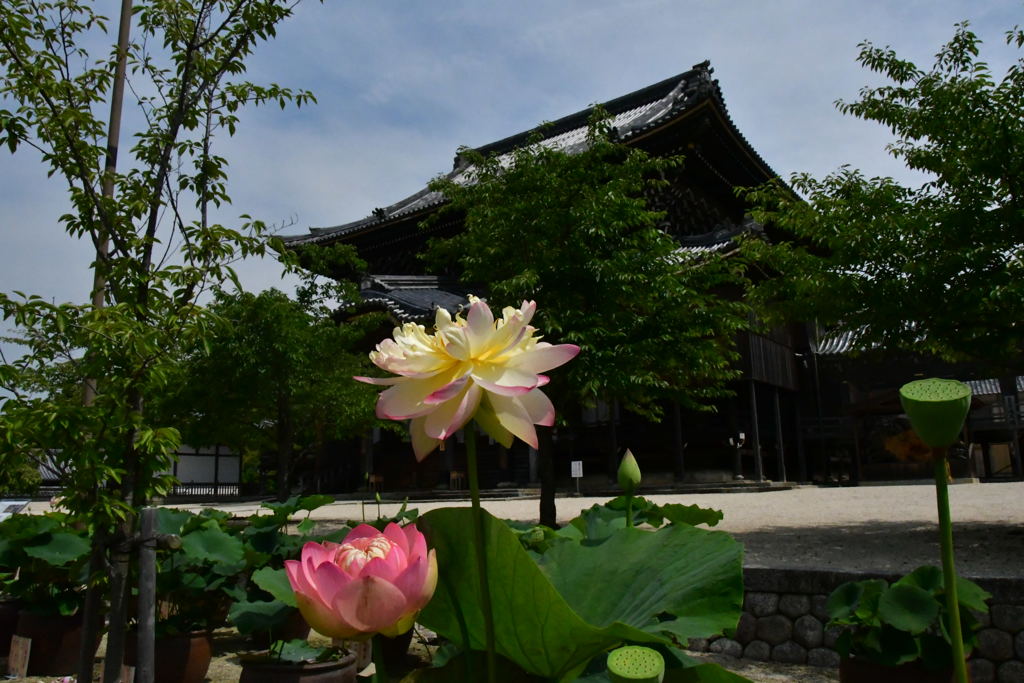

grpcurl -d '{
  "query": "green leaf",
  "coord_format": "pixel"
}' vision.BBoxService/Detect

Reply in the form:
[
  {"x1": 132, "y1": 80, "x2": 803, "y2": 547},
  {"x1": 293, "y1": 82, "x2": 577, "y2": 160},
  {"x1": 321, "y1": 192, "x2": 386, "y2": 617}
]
[
  {"x1": 24, "y1": 532, "x2": 90, "y2": 566},
  {"x1": 954, "y1": 576, "x2": 991, "y2": 613},
  {"x1": 826, "y1": 582, "x2": 862, "y2": 622},
  {"x1": 297, "y1": 494, "x2": 334, "y2": 512},
  {"x1": 181, "y1": 521, "x2": 245, "y2": 572},
  {"x1": 538, "y1": 523, "x2": 743, "y2": 644},
  {"x1": 399, "y1": 650, "x2": 545, "y2": 682},
  {"x1": 273, "y1": 638, "x2": 326, "y2": 663},
  {"x1": 654, "y1": 503, "x2": 723, "y2": 528},
  {"x1": 252, "y1": 566, "x2": 297, "y2": 607},
  {"x1": 156, "y1": 508, "x2": 194, "y2": 536},
  {"x1": 418, "y1": 508, "x2": 670, "y2": 681},
  {"x1": 228, "y1": 599, "x2": 292, "y2": 635},
  {"x1": 853, "y1": 580, "x2": 887, "y2": 625},
  {"x1": 296, "y1": 518, "x2": 316, "y2": 536},
  {"x1": 894, "y1": 566, "x2": 943, "y2": 594},
  {"x1": 878, "y1": 584, "x2": 940, "y2": 634}
]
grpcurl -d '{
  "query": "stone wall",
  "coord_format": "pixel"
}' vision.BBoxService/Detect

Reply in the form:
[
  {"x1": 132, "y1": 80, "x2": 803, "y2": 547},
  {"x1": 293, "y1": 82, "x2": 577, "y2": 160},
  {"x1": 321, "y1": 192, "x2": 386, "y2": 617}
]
[{"x1": 684, "y1": 567, "x2": 1024, "y2": 683}]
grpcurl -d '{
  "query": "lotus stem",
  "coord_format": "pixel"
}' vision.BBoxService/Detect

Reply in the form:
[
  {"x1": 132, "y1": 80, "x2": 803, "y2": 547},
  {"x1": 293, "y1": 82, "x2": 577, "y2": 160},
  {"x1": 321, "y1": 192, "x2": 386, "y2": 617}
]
[
  {"x1": 465, "y1": 427, "x2": 496, "y2": 683},
  {"x1": 933, "y1": 448, "x2": 968, "y2": 683},
  {"x1": 625, "y1": 494, "x2": 634, "y2": 528},
  {"x1": 372, "y1": 634, "x2": 387, "y2": 682}
]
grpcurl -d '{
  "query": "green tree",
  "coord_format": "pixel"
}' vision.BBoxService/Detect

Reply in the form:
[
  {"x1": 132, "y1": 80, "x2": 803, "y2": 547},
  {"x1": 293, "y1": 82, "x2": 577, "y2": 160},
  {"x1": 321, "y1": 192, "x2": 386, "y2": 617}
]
[
  {"x1": 0, "y1": 0, "x2": 313, "y2": 677},
  {"x1": 156, "y1": 285, "x2": 384, "y2": 500},
  {"x1": 743, "y1": 22, "x2": 1024, "y2": 371},
  {"x1": 426, "y1": 115, "x2": 751, "y2": 524}
]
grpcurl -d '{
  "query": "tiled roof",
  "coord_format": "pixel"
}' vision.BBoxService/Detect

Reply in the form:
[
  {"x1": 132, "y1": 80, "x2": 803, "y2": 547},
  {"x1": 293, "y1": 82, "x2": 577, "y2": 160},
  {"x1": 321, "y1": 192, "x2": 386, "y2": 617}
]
[
  {"x1": 351, "y1": 275, "x2": 470, "y2": 324},
  {"x1": 965, "y1": 376, "x2": 1024, "y2": 397},
  {"x1": 283, "y1": 61, "x2": 775, "y2": 247}
]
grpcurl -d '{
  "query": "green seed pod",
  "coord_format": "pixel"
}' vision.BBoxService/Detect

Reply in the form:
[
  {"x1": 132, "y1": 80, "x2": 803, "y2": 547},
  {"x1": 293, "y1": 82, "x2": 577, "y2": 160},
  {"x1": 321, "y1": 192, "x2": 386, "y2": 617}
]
[
  {"x1": 617, "y1": 449, "x2": 641, "y2": 493},
  {"x1": 898, "y1": 378, "x2": 972, "y2": 448},
  {"x1": 607, "y1": 645, "x2": 665, "y2": 683}
]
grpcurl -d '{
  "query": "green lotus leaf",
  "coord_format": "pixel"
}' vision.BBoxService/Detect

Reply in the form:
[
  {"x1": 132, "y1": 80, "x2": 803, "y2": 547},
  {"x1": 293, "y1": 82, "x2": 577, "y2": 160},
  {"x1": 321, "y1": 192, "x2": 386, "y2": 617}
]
[
  {"x1": 24, "y1": 531, "x2": 90, "y2": 566},
  {"x1": 878, "y1": 584, "x2": 940, "y2": 635},
  {"x1": 418, "y1": 507, "x2": 744, "y2": 682},
  {"x1": 252, "y1": 566, "x2": 297, "y2": 607}
]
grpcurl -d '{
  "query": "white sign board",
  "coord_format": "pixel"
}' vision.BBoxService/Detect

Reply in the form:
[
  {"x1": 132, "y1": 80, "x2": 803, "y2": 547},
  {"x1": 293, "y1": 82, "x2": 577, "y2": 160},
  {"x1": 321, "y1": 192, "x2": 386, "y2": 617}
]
[{"x1": 570, "y1": 460, "x2": 583, "y2": 478}]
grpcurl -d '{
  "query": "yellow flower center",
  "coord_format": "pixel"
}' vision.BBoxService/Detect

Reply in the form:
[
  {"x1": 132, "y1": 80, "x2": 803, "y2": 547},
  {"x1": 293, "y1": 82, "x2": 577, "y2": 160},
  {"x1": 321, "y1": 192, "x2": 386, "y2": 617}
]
[{"x1": 336, "y1": 536, "x2": 394, "y2": 572}]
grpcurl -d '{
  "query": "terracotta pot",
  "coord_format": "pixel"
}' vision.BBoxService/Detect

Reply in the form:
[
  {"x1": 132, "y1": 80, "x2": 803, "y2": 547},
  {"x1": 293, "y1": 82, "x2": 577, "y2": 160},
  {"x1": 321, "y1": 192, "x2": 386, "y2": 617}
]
[
  {"x1": 0, "y1": 599, "x2": 21, "y2": 658},
  {"x1": 334, "y1": 638, "x2": 372, "y2": 670},
  {"x1": 840, "y1": 656, "x2": 961, "y2": 683},
  {"x1": 239, "y1": 650, "x2": 358, "y2": 683},
  {"x1": 125, "y1": 631, "x2": 213, "y2": 683},
  {"x1": 251, "y1": 608, "x2": 312, "y2": 650},
  {"x1": 13, "y1": 609, "x2": 87, "y2": 676}
]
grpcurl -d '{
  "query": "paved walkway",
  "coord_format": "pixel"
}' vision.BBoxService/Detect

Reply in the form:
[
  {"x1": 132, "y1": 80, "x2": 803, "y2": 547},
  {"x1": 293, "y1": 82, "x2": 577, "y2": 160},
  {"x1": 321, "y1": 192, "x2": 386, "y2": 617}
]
[{"x1": 156, "y1": 480, "x2": 1024, "y2": 578}]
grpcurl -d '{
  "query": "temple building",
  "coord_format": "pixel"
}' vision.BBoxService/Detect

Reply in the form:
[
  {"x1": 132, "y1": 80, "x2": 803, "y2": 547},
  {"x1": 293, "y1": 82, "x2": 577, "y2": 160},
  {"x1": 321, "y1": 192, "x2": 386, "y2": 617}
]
[{"x1": 283, "y1": 62, "x2": 1022, "y2": 493}]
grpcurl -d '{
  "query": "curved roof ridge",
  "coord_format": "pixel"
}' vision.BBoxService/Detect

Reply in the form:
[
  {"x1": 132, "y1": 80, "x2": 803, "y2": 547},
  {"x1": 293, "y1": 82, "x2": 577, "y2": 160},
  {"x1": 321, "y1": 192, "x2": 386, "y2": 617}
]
[{"x1": 283, "y1": 61, "x2": 776, "y2": 247}]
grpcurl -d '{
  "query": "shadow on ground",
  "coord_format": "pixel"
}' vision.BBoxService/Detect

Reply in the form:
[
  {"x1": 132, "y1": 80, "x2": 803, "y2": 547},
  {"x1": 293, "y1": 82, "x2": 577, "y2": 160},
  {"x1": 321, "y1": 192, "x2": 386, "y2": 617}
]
[{"x1": 734, "y1": 520, "x2": 1024, "y2": 578}]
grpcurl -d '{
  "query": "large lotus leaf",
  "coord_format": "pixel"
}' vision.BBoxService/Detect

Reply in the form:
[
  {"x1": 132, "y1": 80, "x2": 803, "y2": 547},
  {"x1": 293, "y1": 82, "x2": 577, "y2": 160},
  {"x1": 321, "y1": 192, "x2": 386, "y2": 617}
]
[
  {"x1": 181, "y1": 520, "x2": 245, "y2": 573},
  {"x1": 576, "y1": 663, "x2": 751, "y2": 683},
  {"x1": 297, "y1": 494, "x2": 334, "y2": 512},
  {"x1": 878, "y1": 584, "x2": 939, "y2": 634},
  {"x1": 538, "y1": 523, "x2": 743, "y2": 643},
  {"x1": 400, "y1": 650, "x2": 546, "y2": 682},
  {"x1": 228, "y1": 598, "x2": 292, "y2": 635},
  {"x1": 576, "y1": 644, "x2": 752, "y2": 682},
  {"x1": 408, "y1": 648, "x2": 752, "y2": 683},
  {"x1": 155, "y1": 508, "x2": 194, "y2": 536},
  {"x1": 24, "y1": 531, "x2": 90, "y2": 566},
  {"x1": 252, "y1": 566, "x2": 297, "y2": 607},
  {"x1": 418, "y1": 508, "x2": 668, "y2": 682}
]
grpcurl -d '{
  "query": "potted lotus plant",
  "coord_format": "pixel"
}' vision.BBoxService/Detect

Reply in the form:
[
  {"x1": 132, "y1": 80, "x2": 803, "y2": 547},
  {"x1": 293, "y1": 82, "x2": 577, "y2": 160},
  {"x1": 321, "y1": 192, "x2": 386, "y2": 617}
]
[
  {"x1": 827, "y1": 566, "x2": 989, "y2": 682},
  {"x1": 227, "y1": 494, "x2": 347, "y2": 649},
  {"x1": 238, "y1": 637, "x2": 358, "y2": 683},
  {"x1": 0, "y1": 512, "x2": 92, "y2": 676},
  {"x1": 124, "y1": 507, "x2": 248, "y2": 683},
  {"x1": 896, "y1": 378, "x2": 976, "y2": 683}
]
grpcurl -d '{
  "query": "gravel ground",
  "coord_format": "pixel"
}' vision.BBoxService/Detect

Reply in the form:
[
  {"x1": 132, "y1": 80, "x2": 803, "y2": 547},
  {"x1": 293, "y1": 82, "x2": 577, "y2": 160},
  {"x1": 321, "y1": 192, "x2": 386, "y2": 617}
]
[{"x1": 162, "y1": 479, "x2": 1024, "y2": 578}]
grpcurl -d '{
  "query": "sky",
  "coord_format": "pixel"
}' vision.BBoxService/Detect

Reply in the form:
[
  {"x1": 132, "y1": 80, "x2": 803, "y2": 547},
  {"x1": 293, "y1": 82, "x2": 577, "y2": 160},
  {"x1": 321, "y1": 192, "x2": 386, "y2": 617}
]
[{"x1": 1, "y1": 0, "x2": 1022, "y2": 317}]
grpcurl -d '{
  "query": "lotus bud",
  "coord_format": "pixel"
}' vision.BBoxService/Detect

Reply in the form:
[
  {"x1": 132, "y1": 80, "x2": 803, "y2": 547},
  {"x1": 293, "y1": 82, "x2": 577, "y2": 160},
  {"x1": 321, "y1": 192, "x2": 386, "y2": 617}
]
[
  {"x1": 617, "y1": 449, "x2": 641, "y2": 493},
  {"x1": 898, "y1": 378, "x2": 971, "y2": 448},
  {"x1": 607, "y1": 645, "x2": 665, "y2": 683}
]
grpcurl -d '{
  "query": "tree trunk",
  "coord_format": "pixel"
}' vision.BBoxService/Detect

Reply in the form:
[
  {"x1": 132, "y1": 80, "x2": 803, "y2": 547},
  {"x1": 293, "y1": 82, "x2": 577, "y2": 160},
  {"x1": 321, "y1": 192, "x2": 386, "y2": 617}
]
[
  {"x1": 276, "y1": 391, "x2": 293, "y2": 502},
  {"x1": 538, "y1": 428, "x2": 556, "y2": 528}
]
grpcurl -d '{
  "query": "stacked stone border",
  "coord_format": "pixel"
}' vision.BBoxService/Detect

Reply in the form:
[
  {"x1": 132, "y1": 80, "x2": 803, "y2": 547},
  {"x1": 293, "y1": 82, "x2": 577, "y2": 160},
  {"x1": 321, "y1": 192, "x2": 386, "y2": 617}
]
[{"x1": 684, "y1": 567, "x2": 1024, "y2": 683}]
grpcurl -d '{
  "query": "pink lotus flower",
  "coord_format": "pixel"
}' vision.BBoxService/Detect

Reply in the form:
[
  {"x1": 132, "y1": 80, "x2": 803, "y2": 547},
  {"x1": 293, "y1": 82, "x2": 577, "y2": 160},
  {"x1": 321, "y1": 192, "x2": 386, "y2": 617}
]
[
  {"x1": 285, "y1": 522, "x2": 437, "y2": 640},
  {"x1": 355, "y1": 297, "x2": 579, "y2": 459}
]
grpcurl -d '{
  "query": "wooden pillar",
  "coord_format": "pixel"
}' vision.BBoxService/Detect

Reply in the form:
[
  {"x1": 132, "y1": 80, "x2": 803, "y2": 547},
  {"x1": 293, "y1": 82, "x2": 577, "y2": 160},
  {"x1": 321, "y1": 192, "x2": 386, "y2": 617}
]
[
  {"x1": 728, "y1": 397, "x2": 743, "y2": 480},
  {"x1": 795, "y1": 401, "x2": 808, "y2": 482},
  {"x1": 773, "y1": 387, "x2": 786, "y2": 482},
  {"x1": 749, "y1": 380, "x2": 764, "y2": 482},
  {"x1": 606, "y1": 399, "x2": 619, "y2": 483},
  {"x1": 213, "y1": 444, "x2": 220, "y2": 496}
]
